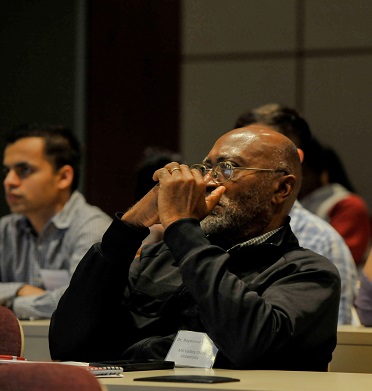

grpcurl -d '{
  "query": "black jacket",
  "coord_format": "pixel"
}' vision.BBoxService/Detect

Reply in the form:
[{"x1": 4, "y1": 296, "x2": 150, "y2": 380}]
[{"x1": 49, "y1": 214, "x2": 340, "y2": 371}]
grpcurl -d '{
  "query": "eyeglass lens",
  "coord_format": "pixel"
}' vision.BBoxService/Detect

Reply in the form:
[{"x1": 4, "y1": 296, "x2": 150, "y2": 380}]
[
  {"x1": 214, "y1": 162, "x2": 233, "y2": 182},
  {"x1": 190, "y1": 162, "x2": 233, "y2": 183}
]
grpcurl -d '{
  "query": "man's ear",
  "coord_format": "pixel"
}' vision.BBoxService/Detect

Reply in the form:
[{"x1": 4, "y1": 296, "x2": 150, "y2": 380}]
[
  {"x1": 272, "y1": 175, "x2": 297, "y2": 205},
  {"x1": 297, "y1": 148, "x2": 304, "y2": 163},
  {"x1": 57, "y1": 165, "x2": 74, "y2": 190}
]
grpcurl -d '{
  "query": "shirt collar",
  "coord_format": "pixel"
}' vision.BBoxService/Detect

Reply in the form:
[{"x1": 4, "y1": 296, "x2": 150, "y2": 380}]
[
  {"x1": 50, "y1": 191, "x2": 82, "y2": 229},
  {"x1": 227, "y1": 226, "x2": 284, "y2": 252},
  {"x1": 17, "y1": 191, "x2": 82, "y2": 233}
]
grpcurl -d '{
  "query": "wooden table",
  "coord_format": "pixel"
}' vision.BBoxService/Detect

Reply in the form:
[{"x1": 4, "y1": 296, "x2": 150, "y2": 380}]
[
  {"x1": 18, "y1": 321, "x2": 372, "y2": 374},
  {"x1": 20, "y1": 319, "x2": 51, "y2": 361},
  {"x1": 330, "y1": 325, "x2": 372, "y2": 373},
  {"x1": 100, "y1": 367, "x2": 372, "y2": 391}
]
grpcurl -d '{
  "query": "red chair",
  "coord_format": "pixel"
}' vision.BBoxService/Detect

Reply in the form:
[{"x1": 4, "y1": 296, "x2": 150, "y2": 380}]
[
  {"x1": 0, "y1": 363, "x2": 106, "y2": 391},
  {"x1": 0, "y1": 306, "x2": 24, "y2": 357}
]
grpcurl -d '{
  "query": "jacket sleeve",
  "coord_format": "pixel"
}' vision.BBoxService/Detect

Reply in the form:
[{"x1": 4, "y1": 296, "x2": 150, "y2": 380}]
[
  {"x1": 0, "y1": 282, "x2": 24, "y2": 308},
  {"x1": 164, "y1": 218, "x2": 341, "y2": 368},
  {"x1": 48, "y1": 214, "x2": 149, "y2": 361},
  {"x1": 355, "y1": 271, "x2": 372, "y2": 326}
]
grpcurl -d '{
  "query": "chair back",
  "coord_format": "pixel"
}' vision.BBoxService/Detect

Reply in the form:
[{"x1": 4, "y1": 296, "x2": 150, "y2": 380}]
[
  {"x1": 0, "y1": 306, "x2": 24, "y2": 357},
  {"x1": 0, "y1": 363, "x2": 106, "y2": 391}
]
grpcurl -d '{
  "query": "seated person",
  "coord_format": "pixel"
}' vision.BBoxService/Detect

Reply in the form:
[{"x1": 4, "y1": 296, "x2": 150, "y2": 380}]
[
  {"x1": 0, "y1": 123, "x2": 112, "y2": 319},
  {"x1": 235, "y1": 103, "x2": 357, "y2": 324},
  {"x1": 298, "y1": 138, "x2": 371, "y2": 267},
  {"x1": 49, "y1": 125, "x2": 340, "y2": 371},
  {"x1": 355, "y1": 248, "x2": 372, "y2": 326}
]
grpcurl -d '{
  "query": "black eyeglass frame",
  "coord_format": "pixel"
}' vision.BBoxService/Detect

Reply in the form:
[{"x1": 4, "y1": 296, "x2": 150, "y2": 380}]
[{"x1": 190, "y1": 161, "x2": 288, "y2": 184}]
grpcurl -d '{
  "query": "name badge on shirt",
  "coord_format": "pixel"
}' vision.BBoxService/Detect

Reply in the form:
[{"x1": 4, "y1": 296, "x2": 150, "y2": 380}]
[{"x1": 165, "y1": 330, "x2": 218, "y2": 368}]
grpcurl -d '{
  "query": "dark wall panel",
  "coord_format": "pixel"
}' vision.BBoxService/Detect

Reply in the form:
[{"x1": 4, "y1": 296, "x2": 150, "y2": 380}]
[
  {"x1": 85, "y1": 0, "x2": 181, "y2": 216},
  {"x1": 0, "y1": 1, "x2": 77, "y2": 217}
]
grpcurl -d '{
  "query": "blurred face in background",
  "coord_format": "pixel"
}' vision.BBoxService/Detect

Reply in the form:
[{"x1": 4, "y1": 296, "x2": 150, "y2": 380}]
[{"x1": 3, "y1": 137, "x2": 63, "y2": 221}]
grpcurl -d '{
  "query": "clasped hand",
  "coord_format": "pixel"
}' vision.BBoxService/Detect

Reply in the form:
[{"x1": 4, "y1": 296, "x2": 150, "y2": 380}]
[{"x1": 122, "y1": 163, "x2": 225, "y2": 229}]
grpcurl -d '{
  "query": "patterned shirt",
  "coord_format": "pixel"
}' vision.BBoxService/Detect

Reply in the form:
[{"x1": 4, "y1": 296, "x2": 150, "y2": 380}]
[
  {"x1": 0, "y1": 191, "x2": 112, "y2": 319},
  {"x1": 290, "y1": 201, "x2": 357, "y2": 324},
  {"x1": 229, "y1": 227, "x2": 283, "y2": 251}
]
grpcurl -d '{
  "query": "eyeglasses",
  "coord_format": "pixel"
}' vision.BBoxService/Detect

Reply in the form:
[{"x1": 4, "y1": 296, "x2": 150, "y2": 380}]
[{"x1": 190, "y1": 161, "x2": 288, "y2": 184}]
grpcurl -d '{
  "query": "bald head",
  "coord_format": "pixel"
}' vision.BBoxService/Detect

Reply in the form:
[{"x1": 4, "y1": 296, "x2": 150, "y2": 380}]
[{"x1": 214, "y1": 124, "x2": 302, "y2": 194}]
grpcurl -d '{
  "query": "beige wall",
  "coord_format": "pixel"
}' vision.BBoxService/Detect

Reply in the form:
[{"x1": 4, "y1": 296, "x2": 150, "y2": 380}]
[{"x1": 180, "y1": 0, "x2": 372, "y2": 210}]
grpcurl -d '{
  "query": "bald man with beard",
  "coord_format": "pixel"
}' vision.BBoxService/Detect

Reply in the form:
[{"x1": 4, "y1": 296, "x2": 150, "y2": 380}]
[{"x1": 49, "y1": 125, "x2": 340, "y2": 372}]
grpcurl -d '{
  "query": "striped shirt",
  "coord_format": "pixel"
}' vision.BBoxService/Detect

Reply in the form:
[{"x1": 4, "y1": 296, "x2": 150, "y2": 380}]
[
  {"x1": 0, "y1": 191, "x2": 112, "y2": 319},
  {"x1": 290, "y1": 201, "x2": 357, "y2": 324}
]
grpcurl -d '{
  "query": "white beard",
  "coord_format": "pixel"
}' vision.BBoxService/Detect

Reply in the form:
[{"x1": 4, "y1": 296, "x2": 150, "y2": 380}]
[{"x1": 201, "y1": 182, "x2": 273, "y2": 242}]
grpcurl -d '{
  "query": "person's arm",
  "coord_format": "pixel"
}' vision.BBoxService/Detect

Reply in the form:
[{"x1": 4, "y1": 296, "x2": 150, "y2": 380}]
[
  {"x1": 0, "y1": 275, "x2": 45, "y2": 317},
  {"x1": 49, "y1": 214, "x2": 150, "y2": 361},
  {"x1": 355, "y1": 249, "x2": 372, "y2": 326},
  {"x1": 0, "y1": 282, "x2": 25, "y2": 308},
  {"x1": 50, "y1": 182, "x2": 162, "y2": 360},
  {"x1": 16, "y1": 285, "x2": 45, "y2": 296},
  {"x1": 12, "y1": 287, "x2": 67, "y2": 320}
]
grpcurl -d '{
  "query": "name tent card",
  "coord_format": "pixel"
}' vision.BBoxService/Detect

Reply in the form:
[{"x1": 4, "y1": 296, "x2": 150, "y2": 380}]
[{"x1": 165, "y1": 330, "x2": 218, "y2": 368}]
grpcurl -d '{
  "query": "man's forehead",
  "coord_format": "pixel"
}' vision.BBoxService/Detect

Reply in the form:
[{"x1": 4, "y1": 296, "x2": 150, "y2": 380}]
[
  {"x1": 213, "y1": 127, "x2": 273, "y2": 151},
  {"x1": 226, "y1": 125, "x2": 280, "y2": 142},
  {"x1": 4, "y1": 137, "x2": 46, "y2": 163},
  {"x1": 5, "y1": 137, "x2": 45, "y2": 151}
]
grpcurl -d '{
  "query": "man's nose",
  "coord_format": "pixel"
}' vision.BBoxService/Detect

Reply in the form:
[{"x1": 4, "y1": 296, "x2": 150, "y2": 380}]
[
  {"x1": 3, "y1": 170, "x2": 20, "y2": 187},
  {"x1": 204, "y1": 171, "x2": 219, "y2": 187}
]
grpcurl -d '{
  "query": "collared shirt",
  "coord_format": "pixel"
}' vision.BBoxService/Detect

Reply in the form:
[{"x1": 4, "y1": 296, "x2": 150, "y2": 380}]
[
  {"x1": 289, "y1": 200, "x2": 357, "y2": 324},
  {"x1": 0, "y1": 191, "x2": 112, "y2": 319},
  {"x1": 229, "y1": 227, "x2": 283, "y2": 252}
]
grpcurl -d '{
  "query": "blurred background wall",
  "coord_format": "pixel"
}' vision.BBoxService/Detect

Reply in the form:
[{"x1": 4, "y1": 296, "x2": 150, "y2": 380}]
[{"x1": 1, "y1": 0, "x2": 372, "y2": 217}]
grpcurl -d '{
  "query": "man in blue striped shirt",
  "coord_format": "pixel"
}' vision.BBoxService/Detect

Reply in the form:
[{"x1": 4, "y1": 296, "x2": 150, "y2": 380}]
[{"x1": 0, "y1": 124, "x2": 111, "y2": 319}]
